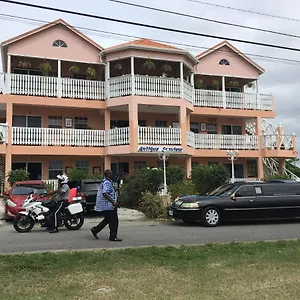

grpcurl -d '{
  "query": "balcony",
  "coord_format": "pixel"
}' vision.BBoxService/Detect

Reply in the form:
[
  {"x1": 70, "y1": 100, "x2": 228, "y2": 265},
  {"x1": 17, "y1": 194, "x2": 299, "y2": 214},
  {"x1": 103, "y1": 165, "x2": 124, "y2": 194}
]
[
  {"x1": 138, "y1": 127, "x2": 181, "y2": 145},
  {"x1": 0, "y1": 73, "x2": 273, "y2": 111},
  {"x1": 262, "y1": 134, "x2": 295, "y2": 150}
]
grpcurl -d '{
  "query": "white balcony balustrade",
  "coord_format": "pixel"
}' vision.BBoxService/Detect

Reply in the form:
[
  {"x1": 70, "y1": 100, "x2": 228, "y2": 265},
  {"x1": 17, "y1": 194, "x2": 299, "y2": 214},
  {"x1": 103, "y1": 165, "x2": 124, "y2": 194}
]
[
  {"x1": 190, "y1": 132, "x2": 259, "y2": 150},
  {"x1": 138, "y1": 127, "x2": 182, "y2": 145},
  {"x1": 262, "y1": 135, "x2": 295, "y2": 150},
  {"x1": 105, "y1": 127, "x2": 130, "y2": 146},
  {"x1": 12, "y1": 127, "x2": 105, "y2": 147}
]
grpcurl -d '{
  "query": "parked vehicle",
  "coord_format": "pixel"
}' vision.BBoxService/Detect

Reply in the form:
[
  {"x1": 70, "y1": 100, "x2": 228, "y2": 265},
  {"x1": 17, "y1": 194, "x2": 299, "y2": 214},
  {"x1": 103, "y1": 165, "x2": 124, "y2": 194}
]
[
  {"x1": 69, "y1": 179, "x2": 102, "y2": 212},
  {"x1": 3, "y1": 181, "x2": 49, "y2": 221},
  {"x1": 13, "y1": 191, "x2": 85, "y2": 233},
  {"x1": 168, "y1": 181, "x2": 300, "y2": 227}
]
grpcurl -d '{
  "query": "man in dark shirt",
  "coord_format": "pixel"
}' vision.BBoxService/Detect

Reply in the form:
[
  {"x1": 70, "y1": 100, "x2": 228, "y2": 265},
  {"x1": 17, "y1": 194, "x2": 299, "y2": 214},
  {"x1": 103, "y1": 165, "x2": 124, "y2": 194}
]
[{"x1": 90, "y1": 169, "x2": 122, "y2": 242}]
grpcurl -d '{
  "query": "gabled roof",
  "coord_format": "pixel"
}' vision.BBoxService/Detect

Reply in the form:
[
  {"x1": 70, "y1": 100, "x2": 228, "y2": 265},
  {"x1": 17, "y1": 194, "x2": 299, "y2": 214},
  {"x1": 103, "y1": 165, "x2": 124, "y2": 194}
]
[
  {"x1": 104, "y1": 38, "x2": 181, "y2": 51},
  {"x1": 196, "y1": 40, "x2": 265, "y2": 74},
  {"x1": 1, "y1": 19, "x2": 103, "y2": 50}
]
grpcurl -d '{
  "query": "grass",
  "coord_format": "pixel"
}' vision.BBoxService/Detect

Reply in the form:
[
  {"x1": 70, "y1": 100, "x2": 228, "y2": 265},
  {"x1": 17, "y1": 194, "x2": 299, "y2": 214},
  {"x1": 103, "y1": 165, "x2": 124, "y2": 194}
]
[{"x1": 1, "y1": 241, "x2": 300, "y2": 300}]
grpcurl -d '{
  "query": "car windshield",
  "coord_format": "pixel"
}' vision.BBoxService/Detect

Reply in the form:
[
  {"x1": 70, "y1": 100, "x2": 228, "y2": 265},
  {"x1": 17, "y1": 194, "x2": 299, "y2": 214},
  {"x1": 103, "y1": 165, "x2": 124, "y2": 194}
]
[
  {"x1": 208, "y1": 184, "x2": 237, "y2": 197},
  {"x1": 82, "y1": 182, "x2": 101, "y2": 192},
  {"x1": 11, "y1": 185, "x2": 47, "y2": 195}
]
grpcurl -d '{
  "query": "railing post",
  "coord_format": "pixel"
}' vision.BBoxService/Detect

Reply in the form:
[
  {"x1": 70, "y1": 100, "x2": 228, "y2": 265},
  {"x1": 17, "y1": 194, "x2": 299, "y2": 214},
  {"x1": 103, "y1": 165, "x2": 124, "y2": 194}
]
[
  {"x1": 256, "y1": 78, "x2": 260, "y2": 110},
  {"x1": 105, "y1": 61, "x2": 110, "y2": 99},
  {"x1": 191, "y1": 72, "x2": 195, "y2": 104},
  {"x1": 180, "y1": 62, "x2": 184, "y2": 99},
  {"x1": 131, "y1": 57, "x2": 135, "y2": 95},
  {"x1": 222, "y1": 76, "x2": 226, "y2": 108},
  {"x1": 57, "y1": 60, "x2": 62, "y2": 98},
  {"x1": 6, "y1": 54, "x2": 11, "y2": 94}
]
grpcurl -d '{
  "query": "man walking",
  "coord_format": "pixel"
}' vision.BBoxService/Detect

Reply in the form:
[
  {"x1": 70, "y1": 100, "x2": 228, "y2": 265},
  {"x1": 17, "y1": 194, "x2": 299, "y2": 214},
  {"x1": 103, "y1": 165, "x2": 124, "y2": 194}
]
[{"x1": 90, "y1": 169, "x2": 122, "y2": 242}]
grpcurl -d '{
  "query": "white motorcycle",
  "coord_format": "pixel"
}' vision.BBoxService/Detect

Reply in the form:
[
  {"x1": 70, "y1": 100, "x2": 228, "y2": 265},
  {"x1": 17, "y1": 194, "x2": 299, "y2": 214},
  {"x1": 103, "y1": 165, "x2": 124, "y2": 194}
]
[{"x1": 13, "y1": 191, "x2": 85, "y2": 233}]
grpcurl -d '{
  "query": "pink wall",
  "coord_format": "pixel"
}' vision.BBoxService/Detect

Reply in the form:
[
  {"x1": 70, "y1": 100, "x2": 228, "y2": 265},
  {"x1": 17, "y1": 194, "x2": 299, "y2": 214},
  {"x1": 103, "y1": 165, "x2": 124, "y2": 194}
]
[
  {"x1": 7, "y1": 24, "x2": 101, "y2": 63},
  {"x1": 195, "y1": 45, "x2": 260, "y2": 78}
]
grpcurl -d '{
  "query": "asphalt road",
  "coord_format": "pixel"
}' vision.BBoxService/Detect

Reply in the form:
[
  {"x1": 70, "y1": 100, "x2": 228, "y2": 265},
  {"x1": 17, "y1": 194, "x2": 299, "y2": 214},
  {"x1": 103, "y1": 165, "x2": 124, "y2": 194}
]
[{"x1": 1, "y1": 219, "x2": 300, "y2": 254}]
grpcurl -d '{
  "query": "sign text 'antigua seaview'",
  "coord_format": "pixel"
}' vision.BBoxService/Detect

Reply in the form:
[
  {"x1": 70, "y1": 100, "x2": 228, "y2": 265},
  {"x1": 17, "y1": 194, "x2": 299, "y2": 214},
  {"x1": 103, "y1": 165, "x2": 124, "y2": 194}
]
[{"x1": 137, "y1": 146, "x2": 184, "y2": 153}]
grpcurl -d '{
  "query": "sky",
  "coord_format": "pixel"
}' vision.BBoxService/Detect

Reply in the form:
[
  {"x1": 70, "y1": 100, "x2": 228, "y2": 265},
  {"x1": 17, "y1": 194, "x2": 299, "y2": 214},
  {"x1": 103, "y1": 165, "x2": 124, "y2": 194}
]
[{"x1": 0, "y1": 0, "x2": 299, "y2": 156}]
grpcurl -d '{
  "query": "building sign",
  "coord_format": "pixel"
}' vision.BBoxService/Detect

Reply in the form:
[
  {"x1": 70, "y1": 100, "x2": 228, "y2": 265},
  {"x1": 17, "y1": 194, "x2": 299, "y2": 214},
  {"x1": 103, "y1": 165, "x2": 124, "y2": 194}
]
[{"x1": 137, "y1": 146, "x2": 184, "y2": 153}]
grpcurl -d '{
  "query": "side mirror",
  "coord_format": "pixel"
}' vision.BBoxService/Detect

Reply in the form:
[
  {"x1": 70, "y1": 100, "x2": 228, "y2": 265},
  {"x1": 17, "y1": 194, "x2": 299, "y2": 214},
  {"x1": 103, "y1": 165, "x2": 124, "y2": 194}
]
[{"x1": 231, "y1": 194, "x2": 236, "y2": 201}]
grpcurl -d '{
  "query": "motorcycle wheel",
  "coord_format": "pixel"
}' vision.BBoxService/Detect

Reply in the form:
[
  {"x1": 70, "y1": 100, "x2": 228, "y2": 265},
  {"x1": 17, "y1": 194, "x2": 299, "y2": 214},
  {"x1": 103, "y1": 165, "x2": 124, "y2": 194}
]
[
  {"x1": 64, "y1": 213, "x2": 84, "y2": 230},
  {"x1": 13, "y1": 214, "x2": 35, "y2": 233}
]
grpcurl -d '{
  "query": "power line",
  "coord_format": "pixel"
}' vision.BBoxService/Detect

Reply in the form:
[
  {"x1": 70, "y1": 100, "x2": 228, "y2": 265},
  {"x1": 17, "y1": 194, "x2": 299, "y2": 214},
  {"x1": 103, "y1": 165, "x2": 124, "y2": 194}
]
[
  {"x1": 1, "y1": 13, "x2": 300, "y2": 66},
  {"x1": 188, "y1": 0, "x2": 300, "y2": 22},
  {"x1": 110, "y1": 0, "x2": 300, "y2": 40},
  {"x1": 1, "y1": 0, "x2": 300, "y2": 54}
]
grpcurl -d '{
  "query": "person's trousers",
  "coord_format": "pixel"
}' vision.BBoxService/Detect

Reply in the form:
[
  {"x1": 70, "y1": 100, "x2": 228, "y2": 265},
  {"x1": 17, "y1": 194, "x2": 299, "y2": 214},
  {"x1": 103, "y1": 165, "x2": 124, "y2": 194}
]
[
  {"x1": 93, "y1": 209, "x2": 119, "y2": 239},
  {"x1": 50, "y1": 201, "x2": 67, "y2": 229}
]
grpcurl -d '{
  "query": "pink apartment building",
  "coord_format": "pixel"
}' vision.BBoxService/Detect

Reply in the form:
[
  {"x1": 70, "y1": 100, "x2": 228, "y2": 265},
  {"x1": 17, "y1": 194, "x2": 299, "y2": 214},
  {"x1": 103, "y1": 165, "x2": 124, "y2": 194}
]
[{"x1": 0, "y1": 19, "x2": 297, "y2": 187}]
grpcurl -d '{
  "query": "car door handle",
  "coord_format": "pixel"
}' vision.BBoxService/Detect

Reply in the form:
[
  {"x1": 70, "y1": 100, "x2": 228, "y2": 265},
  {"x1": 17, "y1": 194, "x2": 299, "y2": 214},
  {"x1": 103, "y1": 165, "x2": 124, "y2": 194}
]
[{"x1": 249, "y1": 199, "x2": 254, "y2": 203}]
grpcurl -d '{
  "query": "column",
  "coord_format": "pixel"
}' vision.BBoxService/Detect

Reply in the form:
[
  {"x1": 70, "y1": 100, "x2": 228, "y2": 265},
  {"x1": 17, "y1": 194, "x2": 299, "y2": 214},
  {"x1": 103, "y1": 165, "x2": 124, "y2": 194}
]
[
  {"x1": 57, "y1": 60, "x2": 62, "y2": 98},
  {"x1": 104, "y1": 109, "x2": 110, "y2": 147},
  {"x1": 180, "y1": 61, "x2": 184, "y2": 99},
  {"x1": 129, "y1": 100, "x2": 138, "y2": 152},
  {"x1": 256, "y1": 116, "x2": 262, "y2": 150},
  {"x1": 257, "y1": 157, "x2": 264, "y2": 180},
  {"x1": 191, "y1": 72, "x2": 195, "y2": 103},
  {"x1": 256, "y1": 78, "x2": 260, "y2": 110},
  {"x1": 5, "y1": 102, "x2": 13, "y2": 189},
  {"x1": 104, "y1": 156, "x2": 111, "y2": 171},
  {"x1": 278, "y1": 159, "x2": 285, "y2": 175},
  {"x1": 222, "y1": 76, "x2": 226, "y2": 108},
  {"x1": 131, "y1": 57, "x2": 135, "y2": 95},
  {"x1": 7, "y1": 54, "x2": 11, "y2": 94},
  {"x1": 179, "y1": 105, "x2": 187, "y2": 147},
  {"x1": 185, "y1": 156, "x2": 192, "y2": 178},
  {"x1": 105, "y1": 61, "x2": 110, "y2": 99}
]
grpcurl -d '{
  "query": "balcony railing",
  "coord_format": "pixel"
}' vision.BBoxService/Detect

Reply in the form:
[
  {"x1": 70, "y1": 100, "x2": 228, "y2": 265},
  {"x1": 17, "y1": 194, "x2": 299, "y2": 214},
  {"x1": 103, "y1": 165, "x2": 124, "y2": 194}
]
[
  {"x1": 188, "y1": 131, "x2": 259, "y2": 150},
  {"x1": 105, "y1": 127, "x2": 130, "y2": 146},
  {"x1": 138, "y1": 127, "x2": 181, "y2": 145},
  {"x1": 262, "y1": 134, "x2": 295, "y2": 150},
  {"x1": 12, "y1": 127, "x2": 105, "y2": 146},
  {"x1": 0, "y1": 73, "x2": 273, "y2": 111}
]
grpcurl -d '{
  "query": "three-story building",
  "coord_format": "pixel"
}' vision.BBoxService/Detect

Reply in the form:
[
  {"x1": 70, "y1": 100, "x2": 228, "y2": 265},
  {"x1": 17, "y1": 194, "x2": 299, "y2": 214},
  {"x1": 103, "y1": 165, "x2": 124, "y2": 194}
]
[{"x1": 0, "y1": 19, "x2": 297, "y2": 187}]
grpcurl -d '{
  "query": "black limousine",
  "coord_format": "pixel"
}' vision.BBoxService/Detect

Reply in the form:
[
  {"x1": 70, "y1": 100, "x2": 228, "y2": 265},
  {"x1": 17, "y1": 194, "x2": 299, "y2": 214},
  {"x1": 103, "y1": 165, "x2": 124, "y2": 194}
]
[{"x1": 168, "y1": 181, "x2": 300, "y2": 227}]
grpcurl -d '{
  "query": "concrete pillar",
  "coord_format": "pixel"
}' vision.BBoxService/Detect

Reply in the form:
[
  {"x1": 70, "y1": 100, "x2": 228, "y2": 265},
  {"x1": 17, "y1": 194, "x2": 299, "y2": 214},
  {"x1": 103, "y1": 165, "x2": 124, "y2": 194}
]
[
  {"x1": 256, "y1": 78, "x2": 260, "y2": 109},
  {"x1": 257, "y1": 157, "x2": 264, "y2": 180},
  {"x1": 129, "y1": 99, "x2": 138, "y2": 152},
  {"x1": 131, "y1": 57, "x2": 135, "y2": 95},
  {"x1": 186, "y1": 156, "x2": 192, "y2": 178},
  {"x1": 104, "y1": 109, "x2": 110, "y2": 130},
  {"x1": 179, "y1": 105, "x2": 187, "y2": 147},
  {"x1": 57, "y1": 60, "x2": 62, "y2": 98},
  {"x1": 5, "y1": 102, "x2": 13, "y2": 189},
  {"x1": 180, "y1": 62, "x2": 184, "y2": 99},
  {"x1": 222, "y1": 76, "x2": 226, "y2": 108},
  {"x1": 7, "y1": 54, "x2": 11, "y2": 94},
  {"x1": 256, "y1": 117, "x2": 262, "y2": 150},
  {"x1": 104, "y1": 156, "x2": 111, "y2": 171},
  {"x1": 105, "y1": 61, "x2": 110, "y2": 99},
  {"x1": 278, "y1": 159, "x2": 285, "y2": 175}
]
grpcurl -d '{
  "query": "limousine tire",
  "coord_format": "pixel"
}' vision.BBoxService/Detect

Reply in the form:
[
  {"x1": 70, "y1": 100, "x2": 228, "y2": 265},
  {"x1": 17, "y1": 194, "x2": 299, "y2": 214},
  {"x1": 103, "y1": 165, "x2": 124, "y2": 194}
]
[{"x1": 201, "y1": 207, "x2": 221, "y2": 227}]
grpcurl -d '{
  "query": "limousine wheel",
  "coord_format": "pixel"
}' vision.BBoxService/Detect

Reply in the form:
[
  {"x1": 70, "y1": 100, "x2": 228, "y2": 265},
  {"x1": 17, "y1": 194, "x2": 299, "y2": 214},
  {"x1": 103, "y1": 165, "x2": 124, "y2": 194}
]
[{"x1": 201, "y1": 207, "x2": 221, "y2": 227}]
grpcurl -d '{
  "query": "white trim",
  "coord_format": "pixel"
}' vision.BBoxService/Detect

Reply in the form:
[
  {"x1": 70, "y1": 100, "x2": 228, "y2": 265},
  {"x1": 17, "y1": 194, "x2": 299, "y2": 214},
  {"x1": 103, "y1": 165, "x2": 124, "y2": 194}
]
[
  {"x1": 222, "y1": 76, "x2": 226, "y2": 109},
  {"x1": 196, "y1": 41, "x2": 264, "y2": 73},
  {"x1": 131, "y1": 56, "x2": 135, "y2": 95},
  {"x1": 7, "y1": 53, "x2": 104, "y2": 65},
  {"x1": 102, "y1": 45, "x2": 198, "y2": 64},
  {"x1": 195, "y1": 72, "x2": 258, "y2": 80}
]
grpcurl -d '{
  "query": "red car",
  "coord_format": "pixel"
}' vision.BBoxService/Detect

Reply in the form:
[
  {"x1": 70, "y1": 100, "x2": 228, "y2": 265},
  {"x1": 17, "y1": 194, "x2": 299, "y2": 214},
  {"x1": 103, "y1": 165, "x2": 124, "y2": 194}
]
[{"x1": 3, "y1": 180, "x2": 49, "y2": 221}]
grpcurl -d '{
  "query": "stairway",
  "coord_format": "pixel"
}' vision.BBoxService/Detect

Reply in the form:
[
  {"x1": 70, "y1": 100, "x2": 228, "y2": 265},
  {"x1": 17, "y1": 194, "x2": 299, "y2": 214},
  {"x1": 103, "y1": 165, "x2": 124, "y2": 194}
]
[{"x1": 246, "y1": 118, "x2": 300, "y2": 180}]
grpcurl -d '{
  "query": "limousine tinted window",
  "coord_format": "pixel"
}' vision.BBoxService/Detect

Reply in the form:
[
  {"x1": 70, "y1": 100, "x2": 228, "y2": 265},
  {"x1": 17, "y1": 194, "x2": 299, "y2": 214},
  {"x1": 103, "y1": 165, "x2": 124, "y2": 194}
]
[
  {"x1": 236, "y1": 186, "x2": 256, "y2": 197},
  {"x1": 261, "y1": 184, "x2": 300, "y2": 196},
  {"x1": 209, "y1": 184, "x2": 237, "y2": 196}
]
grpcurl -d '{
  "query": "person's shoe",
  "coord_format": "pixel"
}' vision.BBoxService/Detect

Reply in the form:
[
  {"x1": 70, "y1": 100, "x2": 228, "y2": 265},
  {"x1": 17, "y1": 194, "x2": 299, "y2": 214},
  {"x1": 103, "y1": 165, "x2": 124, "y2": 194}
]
[
  {"x1": 91, "y1": 228, "x2": 98, "y2": 240},
  {"x1": 109, "y1": 237, "x2": 122, "y2": 242},
  {"x1": 49, "y1": 228, "x2": 59, "y2": 234}
]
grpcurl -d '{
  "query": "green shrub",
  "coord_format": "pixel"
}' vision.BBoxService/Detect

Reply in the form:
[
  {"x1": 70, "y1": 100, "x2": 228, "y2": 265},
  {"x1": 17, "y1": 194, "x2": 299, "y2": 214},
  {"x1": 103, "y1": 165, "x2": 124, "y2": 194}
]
[
  {"x1": 7, "y1": 169, "x2": 30, "y2": 186},
  {"x1": 166, "y1": 165, "x2": 185, "y2": 185},
  {"x1": 67, "y1": 168, "x2": 89, "y2": 182},
  {"x1": 168, "y1": 179, "x2": 198, "y2": 200},
  {"x1": 191, "y1": 164, "x2": 229, "y2": 196},
  {"x1": 137, "y1": 191, "x2": 166, "y2": 219},
  {"x1": 263, "y1": 174, "x2": 291, "y2": 181},
  {"x1": 118, "y1": 168, "x2": 163, "y2": 208}
]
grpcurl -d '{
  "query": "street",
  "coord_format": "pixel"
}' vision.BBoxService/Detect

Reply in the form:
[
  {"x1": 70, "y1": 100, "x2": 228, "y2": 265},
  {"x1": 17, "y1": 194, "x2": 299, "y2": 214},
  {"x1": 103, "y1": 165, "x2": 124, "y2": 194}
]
[{"x1": 1, "y1": 219, "x2": 300, "y2": 254}]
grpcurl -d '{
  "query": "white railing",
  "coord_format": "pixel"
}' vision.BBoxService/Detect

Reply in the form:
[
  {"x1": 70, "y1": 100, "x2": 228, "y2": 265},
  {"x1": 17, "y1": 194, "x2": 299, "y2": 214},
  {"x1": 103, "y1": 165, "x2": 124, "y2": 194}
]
[
  {"x1": 138, "y1": 127, "x2": 181, "y2": 145},
  {"x1": 105, "y1": 127, "x2": 130, "y2": 146},
  {"x1": 0, "y1": 73, "x2": 5, "y2": 94},
  {"x1": 109, "y1": 75, "x2": 132, "y2": 98},
  {"x1": 183, "y1": 80, "x2": 194, "y2": 103},
  {"x1": 187, "y1": 130, "x2": 195, "y2": 147},
  {"x1": 194, "y1": 89, "x2": 273, "y2": 111},
  {"x1": 262, "y1": 135, "x2": 294, "y2": 150},
  {"x1": 12, "y1": 127, "x2": 105, "y2": 146},
  {"x1": 8, "y1": 73, "x2": 58, "y2": 97},
  {"x1": 193, "y1": 134, "x2": 259, "y2": 150},
  {"x1": 135, "y1": 75, "x2": 181, "y2": 98},
  {"x1": 61, "y1": 78, "x2": 105, "y2": 100},
  {"x1": 44, "y1": 179, "x2": 58, "y2": 191},
  {"x1": 0, "y1": 123, "x2": 8, "y2": 144}
]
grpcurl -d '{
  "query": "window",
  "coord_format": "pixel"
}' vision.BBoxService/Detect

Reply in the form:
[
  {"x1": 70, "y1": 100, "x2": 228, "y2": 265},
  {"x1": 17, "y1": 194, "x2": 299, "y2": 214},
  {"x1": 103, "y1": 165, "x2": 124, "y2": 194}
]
[
  {"x1": 192, "y1": 162, "x2": 199, "y2": 169},
  {"x1": 190, "y1": 122, "x2": 199, "y2": 133},
  {"x1": 236, "y1": 186, "x2": 256, "y2": 197},
  {"x1": 155, "y1": 120, "x2": 167, "y2": 128},
  {"x1": 138, "y1": 120, "x2": 147, "y2": 127},
  {"x1": 75, "y1": 117, "x2": 88, "y2": 129},
  {"x1": 12, "y1": 115, "x2": 42, "y2": 128},
  {"x1": 48, "y1": 116, "x2": 62, "y2": 128},
  {"x1": 134, "y1": 161, "x2": 147, "y2": 169},
  {"x1": 247, "y1": 160, "x2": 258, "y2": 178},
  {"x1": 53, "y1": 40, "x2": 67, "y2": 48},
  {"x1": 219, "y1": 59, "x2": 230, "y2": 66},
  {"x1": 76, "y1": 160, "x2": 89, "y2": 171},
  {"x1": 222, "y1": 125, "x2": 242, "y2": 135},
  {"x1": 49, "y1": 160, "x2": 63, "y2": 179},
  {"x1": 207, "y1": 123, "x2": 218, "y2": 134}
]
